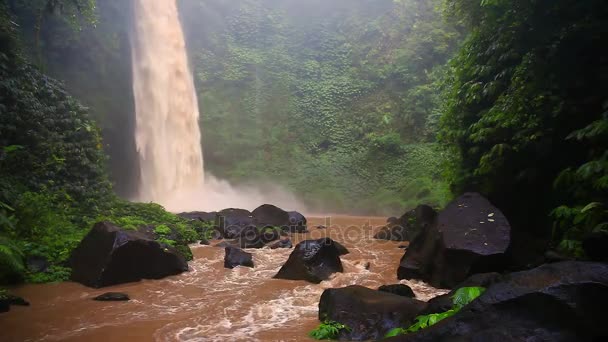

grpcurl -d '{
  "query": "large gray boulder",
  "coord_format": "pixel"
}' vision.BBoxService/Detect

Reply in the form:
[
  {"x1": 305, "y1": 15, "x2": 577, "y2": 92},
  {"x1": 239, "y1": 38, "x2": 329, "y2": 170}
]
[{"x1": 274, "y1": 238, "x2": 343, "y2": 283}]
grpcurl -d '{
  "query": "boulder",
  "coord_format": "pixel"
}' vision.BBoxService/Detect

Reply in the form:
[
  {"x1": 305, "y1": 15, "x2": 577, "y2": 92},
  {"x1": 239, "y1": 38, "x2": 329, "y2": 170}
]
[
  {"x1": 287, "y1": 211, "x2": 308, "y2": 233},
  {"x1": 234, "y1": 226, "x2": 281, "y2": 249},
  {"x1": 387, "y1": 261, "x2": 608, "y2": 342},
  {"x1": 378, "y1": 284, "x2": 415, "y2": 298},
  {"x1": 199, "y1": 238, "x2": 210, "y2": 245},
  {"x1": 252, "y1": 204, "x2": 290, "y2": 227},
  {"x1": 398, "y1": 193, "x2": 510, "y2": 288},
  {"x1": 319, "y1": 285, "x2": 427, "y2": 340},
  {"x1": 69, "y1": 222, "x2": 189, "y2": 288},
  {"x1": 374, "y1": 205, "x2": 437, "y2": 242},
  {"x1": 422, "y1": 272, "x2": 503, "y2": 315},
  {"x1": 93, "y1": 292, "x2": 130, "y2": 301},
  {"x1": 269, "y1": 238, "x2": 293, "y2": 249},
  {"x1": 26, "y1": 256, "x2": 48, "y2": 273},
  {"x1": 334, "y1": 241, "x2": 350, "y2": 255},
  {"x1": 274, "y1": 238, "x2": 343, "y2": 283},
  {"x1": 224, "y1": 247, "x2": 254, "y2": 269},
  {"x1": 215, "y1": 208, "x2": 255, "y2": 239},
  {"x1": 0, "y1": 293, "x2": 29, "y2": 313},
  {"x1": 177, "y1": 211, "x2": 217, "y2": 222},
  {"x1": 583, "y1": 231, "x2": 608, "y2": 262}
]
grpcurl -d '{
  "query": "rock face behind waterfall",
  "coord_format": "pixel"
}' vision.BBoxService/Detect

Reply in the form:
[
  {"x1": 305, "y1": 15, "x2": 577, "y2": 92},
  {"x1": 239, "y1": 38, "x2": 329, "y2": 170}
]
[
  {"x1": 388, "y1": 261, "x2": 608, "y2": 342},
  {"x1": 398, "y1": 193, "x2": 510, "y2": 288},
  {"x1": 374, "y1": 205, "x2": 436, "y2": 241},
  {"x1": 69, "y1": 222, "x2": 188, "y2": 288},
  {"x1": 274, "y1": 238, "x2": 343, "y2": 283},
  {"x1": 319, "y1": 285, "x2": 427, "y2": 340}
]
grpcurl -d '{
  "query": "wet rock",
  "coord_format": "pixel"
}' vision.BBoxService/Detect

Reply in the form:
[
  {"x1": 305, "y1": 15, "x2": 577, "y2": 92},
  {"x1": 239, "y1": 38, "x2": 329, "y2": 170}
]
[
  {"x1": 93, "y1": 292, "x2": 130, "y2": 301},
  {"x1": 398, "y1": 245, "x2": 408, "y2": 249},
  {"x1": 422, "y1": 272, "x2": 503, "y2": 315},
  {"x1": 269, "y1": 238, "x2": 293, "y2": 249},
  {"x1": 398, "y1": 193, "x2": 510, "y2": 288},
  {"x1": 224, "y1": 246, "x2": 254, "y2": 269},
  {"x1": 26, "y1": 256, "x2": 48, "y2": 273},
  {"x1": 374, "y1": 205, "x2": 437, "y2": 242},
  {"x1": 274, "y1": 238, "x2": 343, "y2": 283},
  {"x1": 378, "y1": 284, "x2": 415, "y2": 298},
  {"x1": 234, "y1": 226, "x2": 281, "y2": 249},
  {"x1": 69, "y1": 222, "x2": 189, "y2": 288},
  {"x1": 334, "y1": 241, "x2": 350, "y2": 255},
  {"x1": 0, "y1": 293, "x2": 29, "y2": 313},
  {"x1": 287, "y1": 211, "x2": 308, "y2": 233},
  {"x1": 252, "y1": 204, "x2": 291, "y2": 227},
  {"x1": 387, "y1": 261, "x2": 608, "y2": 342},
  {"x1": 215, "y1": 208, "x2": 255, "y2": 239},
  {"x1": 215, "y1": 240, "x2": 237, "y2": 248},
  {"x1": 177, "y1": 211, "x2": 217, "y2": 222},
  {"x1": 583, "y1": 231, "x2": 608, "y2": 262},
  {"x1": 315, "y1": 225, "x2": 327, "y2": 229},
  {"x1": 199, "y1": 238, "x2": 210, "y2": 245},
  {"x1": 319, "y1": 285, "x2": 427, "y2": 340}
]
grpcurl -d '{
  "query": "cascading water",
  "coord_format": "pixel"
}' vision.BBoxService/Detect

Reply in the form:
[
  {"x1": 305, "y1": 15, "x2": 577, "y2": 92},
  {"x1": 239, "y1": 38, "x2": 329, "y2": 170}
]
[{"x1": 130, "y1": 0, "x2": 204, "y2": 205}]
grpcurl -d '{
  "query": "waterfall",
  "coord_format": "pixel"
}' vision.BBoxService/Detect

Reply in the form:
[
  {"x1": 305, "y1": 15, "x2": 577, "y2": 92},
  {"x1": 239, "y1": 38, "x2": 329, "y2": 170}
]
[{"x1": 130, "y1": 0, "x2": 204, "y2": 205}]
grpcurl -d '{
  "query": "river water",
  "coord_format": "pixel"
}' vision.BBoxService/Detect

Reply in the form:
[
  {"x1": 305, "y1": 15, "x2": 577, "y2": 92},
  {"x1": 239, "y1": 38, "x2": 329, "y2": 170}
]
[{"x1": 1, "y1": 216, "x2": 445, "y2": 341}]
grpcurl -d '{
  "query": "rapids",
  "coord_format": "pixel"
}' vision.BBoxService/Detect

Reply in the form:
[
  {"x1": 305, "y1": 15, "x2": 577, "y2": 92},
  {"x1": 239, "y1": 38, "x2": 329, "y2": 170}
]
[{"x1": 0, "y1": 216, "x2": 446, "y2": 341}]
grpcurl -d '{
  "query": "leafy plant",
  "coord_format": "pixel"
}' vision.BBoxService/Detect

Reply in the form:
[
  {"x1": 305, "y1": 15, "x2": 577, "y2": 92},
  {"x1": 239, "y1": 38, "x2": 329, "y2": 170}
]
[
  {"x1": 309, "y1": 320, "x2": 351, "y2": 340},
  {"x1": 154, "y1": 224, "x2": 172, "y2": 236},
  {"x1": 384, "y1": 286, "x2": 486, "y2": 338}
]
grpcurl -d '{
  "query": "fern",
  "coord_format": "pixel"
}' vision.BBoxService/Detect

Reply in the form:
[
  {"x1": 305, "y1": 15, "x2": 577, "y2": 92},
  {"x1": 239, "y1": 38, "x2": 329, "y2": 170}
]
[{"x1": 309, "y1": 320, "x2": 351, "y2": 340}]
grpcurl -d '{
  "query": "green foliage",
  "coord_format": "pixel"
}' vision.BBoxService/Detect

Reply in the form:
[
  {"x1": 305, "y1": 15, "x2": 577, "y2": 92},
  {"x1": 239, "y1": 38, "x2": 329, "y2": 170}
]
[
  {"x1": 0, "y1": 236, "x2": 25, "y2": 284},
  {"x1": 439, "y1": 0, "x2": 608, "y2": 247},
  {"x1": 154, "y1": 225, "x2": 172, "y2": 236},
  {"x1": 309, "y1": 320, "x2": 351, "y2": 340},
  {"x1": 451, "y1": 286, "x2": 486, "y2": 309},
  {"x1": 384, "y1": 286, "x2": 485, "y2": 338}
]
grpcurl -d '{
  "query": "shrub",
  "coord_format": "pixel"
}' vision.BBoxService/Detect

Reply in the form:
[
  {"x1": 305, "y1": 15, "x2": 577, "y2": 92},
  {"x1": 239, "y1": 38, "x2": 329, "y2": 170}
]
[{"x1": 309, "y1": 321, "x2": 351, "y2": 340}]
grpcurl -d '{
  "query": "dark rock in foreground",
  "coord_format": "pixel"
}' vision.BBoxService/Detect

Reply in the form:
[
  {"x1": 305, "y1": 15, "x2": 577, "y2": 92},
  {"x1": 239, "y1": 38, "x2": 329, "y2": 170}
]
[
  {"x1": 269, "y1": 238, "x2": 293, "y2": 249},
  {"x1": 388, "y1": 261, "x2": 608, "y2": 342},
  {"x1": 69, "y1": 222, "x2": 189, "y2": 288},
  {"x1": 422, "y1": 272, "x2": 503, "y2": 315},
  {"x1": 319, "y1": 285, "x2": 427, "y2": 340},
  {"x1": 235, "y1": 226, "x2": 281, "y2": 249},
  {"x1": 375, "y1": 205, "x2": 437, "y2": 242},
  {"x1": 224, "y1": 247, "x2": 254, "y2": 269},
  {"x1": 274, "y1": 238, "x2": 343, "y2": 283},
  {"x1": 0, "y1": 293, "x2": 29, "y2": 313},
  {"x1": 215, "y1": 208, "x2": 255, "y2": 239},
  {"x1": 93, "y1": 292, "x2": 130, "y2": 301},
  {"x1": 583, "y1": 231, "x2": 608, "y2": 262},
  {"x1": 334, "y1": 241, "x2": 349, "y2": 255},
  {"x1": 378, "y1": 284, "x2": 415, "y2": 298},
  {"x1": 398, "y1": 193, "x2": 510, "y2": 288}
]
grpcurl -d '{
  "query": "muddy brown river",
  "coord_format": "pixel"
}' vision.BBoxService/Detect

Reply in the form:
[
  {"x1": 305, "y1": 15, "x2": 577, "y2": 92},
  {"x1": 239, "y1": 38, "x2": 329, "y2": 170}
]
[{"x1": 1, "y1": 216, "x2": 445, "y2": 341}]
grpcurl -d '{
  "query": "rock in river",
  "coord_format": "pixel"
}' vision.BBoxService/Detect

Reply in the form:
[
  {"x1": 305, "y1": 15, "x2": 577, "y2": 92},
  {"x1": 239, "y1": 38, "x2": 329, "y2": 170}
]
[
  {"x1": 274, "y1": 238, "x2": 343, "y2": 283},
  {"x1": 374, "y1": 205, "x2": 437, "y2": 242},
  {"x1": 224, "y1": 246, "x2": 254, "y2": 269},
  {"x1": 69, "y1": 222, "x2": 188, "y2": 288},
  {"x1": 319, "y1": 285, "x2": 427, "y2": 340},
  {"x1": 398, "y1": 193, "x2": 510, "y2": 288},
  {"x1": 387, "y1": 261, "x2": 608, "y2": 342}
]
